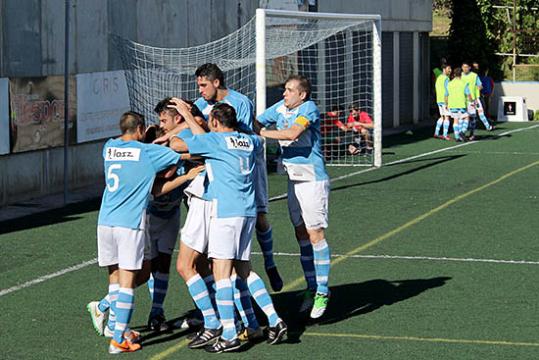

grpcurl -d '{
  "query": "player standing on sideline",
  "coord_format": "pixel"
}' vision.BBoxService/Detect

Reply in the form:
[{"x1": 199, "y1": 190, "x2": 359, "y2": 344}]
[
  {"x1": 95, "y1": 112, "x2": 200, "y2": 354},
  {"x1": 170, "y1": 101, "x2": 287, "y2": 353},
  {"x1": 193, "y1": 63, "x2": 283, "y2": 292},
  {"x1": 434, "y1": 63, "x2": 452, "y2": 140},
  {"x1": 462, "y1": 61, "x2": 494, "y2": 138},
  {"x1": 446, "y1": 68, "x2": 473, "y2": 142},
  {"x1": 256, "y1": 75, "x2": 331, "y2": 319}
]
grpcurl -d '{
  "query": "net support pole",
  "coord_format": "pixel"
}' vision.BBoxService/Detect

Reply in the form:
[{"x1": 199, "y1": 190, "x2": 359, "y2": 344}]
[
  {"x1": 63, "y1": 0, "x2": 70, "y2": 204},
  {"x1": 372, "y1": 18, "x2": 382, "y2": 168},
  {"x1": 255, "y1": 8, "x2": 267, "y2": 118}
]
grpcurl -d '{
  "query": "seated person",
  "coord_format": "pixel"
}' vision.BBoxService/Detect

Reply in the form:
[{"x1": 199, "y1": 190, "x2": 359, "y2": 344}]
[{"x1": 346, "y1": 103, "x2": 374, "y2": 155}]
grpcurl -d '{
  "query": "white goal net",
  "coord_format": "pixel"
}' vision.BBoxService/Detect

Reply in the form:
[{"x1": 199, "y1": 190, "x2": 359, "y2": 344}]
[{"x1": 114, "y1": 9, "x2": 381, "y2": 167}]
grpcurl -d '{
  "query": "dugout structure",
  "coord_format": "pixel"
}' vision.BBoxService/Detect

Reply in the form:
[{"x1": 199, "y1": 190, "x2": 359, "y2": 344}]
[{"x1": 114, "y1": 9, "x2": 382, "y2": 167}]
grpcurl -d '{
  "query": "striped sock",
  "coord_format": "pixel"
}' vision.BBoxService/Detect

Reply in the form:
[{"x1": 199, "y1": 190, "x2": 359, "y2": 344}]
[
  {"x1": 478, "y1": 112, "x2": 491, "y2": 130},
  {"x1": 147, "y1": 273, "x2": 155, "y2": 300},
  {"x1": 442, "y1": 119, "x2": 450, "y2": 137},
  {"x1": 106, "y1": 283, "x2": 119, "y2": 331},
  {"x1": 204, "y1": 275, "x2": 218, "y2": 312},
  {"x1": 460, "y1": 119, "x2": 469, "y2": 134},
  {"x1": 313, "y1": 239, "x2": 331, "y2": 295},
  {"x1": 247, "y1": 272, "x2": 280, "y2": 327},
  {"x1": 113, "y1": 288, "x2": 134, "y2": 344},
  {"x1": 186, "y1": 274, "x2": 220, "y2": 329},
  {"x1": 215, "y1": 279, "x2": 236, "y2": 341},
  {"x1": 299, "y1": 239, "x2": 317, "y2": 290},
  {"x1": 150, "y1": 272, "x2": 169, "y2": 317},
  {"x1": 434, "y1": 118, "x2": 443, "y2": 136},
  {"x1": 256, "y1": 227, "x2": 275, "y2": 269},
  {"x1": 231, "y1": 274, "x2": 259, "y2": 330},
  {"x1": 98, "y1": 294, "x2": 110, "y2": 313},
  {"x1": 453, "y1": 121, "x2": 461, "y2": 139}
]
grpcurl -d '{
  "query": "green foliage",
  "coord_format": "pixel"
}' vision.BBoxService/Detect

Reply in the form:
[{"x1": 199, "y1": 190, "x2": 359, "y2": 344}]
[{"x1": 448, "y1": 0, "x2": 498, "y2": 76}]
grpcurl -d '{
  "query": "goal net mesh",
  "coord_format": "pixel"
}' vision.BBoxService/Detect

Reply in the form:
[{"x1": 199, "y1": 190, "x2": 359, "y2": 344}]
[{"x1": 113, "y1": 12, "x2": 378, "y2": 166}]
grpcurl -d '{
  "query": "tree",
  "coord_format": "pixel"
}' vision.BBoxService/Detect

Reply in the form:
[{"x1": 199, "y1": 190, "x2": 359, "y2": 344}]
[{"x1": 448, "y1": 0, "x2": 500, "y2": 77}]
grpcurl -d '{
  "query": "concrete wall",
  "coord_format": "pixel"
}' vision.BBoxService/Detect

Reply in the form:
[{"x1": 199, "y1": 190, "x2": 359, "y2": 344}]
[
  {"x1": 491, "y1": 82, "x2": 539, "y2": 117},
  {"x1": 0, "y1": 141, "x2": 105, "y2": 206},
  {"x1": 0, "y1": 0, "x2": 433, "y2": 206},
  {"x1": 319, "y1": 0, "x2": 432, "y2": 32}
]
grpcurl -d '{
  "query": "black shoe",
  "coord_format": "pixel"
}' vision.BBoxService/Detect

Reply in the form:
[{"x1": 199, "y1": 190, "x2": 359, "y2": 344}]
[
  {"x1": 267, "y1": 321, "x2": 287, "y2": 345},
  {"x1": 266, "y1": 266, "x2": 283, "y2": 292},
  {"x1": 188, "y1": 328, "x2": 222, "y2": 349},
  {"x1": 204, "y1": 337, "x2": 241, "y2": 353},
  {"x1": 148, "y1": 313, "x2": 170, "y2": 332}
]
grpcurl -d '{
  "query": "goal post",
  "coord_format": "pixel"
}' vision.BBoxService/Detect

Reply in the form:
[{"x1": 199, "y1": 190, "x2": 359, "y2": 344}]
[
  {"x1": 255, "y1": 9, "x2": 382, "y2": 167},
  {"x1": 114, "y1": 9, "x2": 382, "y2": 167}
]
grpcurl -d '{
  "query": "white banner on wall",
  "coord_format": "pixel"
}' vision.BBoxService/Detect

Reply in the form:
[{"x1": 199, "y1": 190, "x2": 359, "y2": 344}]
[
  {"x1": 0, "y1": 78, "x2": 9, "y2": 155},
  {"x1": 76, "y1": 70, "x2": 130, "y2": 143}
]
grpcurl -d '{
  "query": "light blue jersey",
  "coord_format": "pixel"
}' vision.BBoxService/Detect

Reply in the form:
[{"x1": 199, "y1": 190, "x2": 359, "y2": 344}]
[
  {"x1": 195, "y1": 89, "x2": 254, "y2": 133},
  {"x1": 185, "y1": 131, "x2": 260, "y2": 218},
  {"x1": 98, "y1": 138, "x2": 181, "y2": 229},
  {"x1": 258, "y1": 99, "x2": 329, "y2": 182}
]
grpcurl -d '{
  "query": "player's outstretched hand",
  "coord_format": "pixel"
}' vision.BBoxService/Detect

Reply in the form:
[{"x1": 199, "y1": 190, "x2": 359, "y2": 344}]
[{"x1": 186, "y1": 165, "x2": 205, "y2": 180}]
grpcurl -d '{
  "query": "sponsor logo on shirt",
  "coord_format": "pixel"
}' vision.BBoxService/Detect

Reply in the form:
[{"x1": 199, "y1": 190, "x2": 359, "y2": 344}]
[
  {"x1": 106, "y1": 147, "x2": 141, "y2": 161},
  {"x1": 225, "y1": 136, "x2": 253, "y2": 151}
]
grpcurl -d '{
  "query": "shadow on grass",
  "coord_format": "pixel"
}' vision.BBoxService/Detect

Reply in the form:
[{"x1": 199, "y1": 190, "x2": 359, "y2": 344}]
[
  {"x1": 0, "y1": 198, "x2": 101, "y2": 235},
  {"x1": 274, "y1": 276, "x2": 451, "y2": 343}
]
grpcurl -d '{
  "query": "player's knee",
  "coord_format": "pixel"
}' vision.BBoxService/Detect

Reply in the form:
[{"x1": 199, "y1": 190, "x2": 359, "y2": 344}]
[
  {"x1": 256, "y1": 213, "x2": 269, "y2": 232},
  {"x1": 294, "y1": 224, "x2": 309, "y2": 241}
]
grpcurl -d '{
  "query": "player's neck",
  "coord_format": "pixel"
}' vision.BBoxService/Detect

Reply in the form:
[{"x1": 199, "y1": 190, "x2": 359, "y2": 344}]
[{"x1": 215, "y1": 88, "x2": 228, "y2": 102}]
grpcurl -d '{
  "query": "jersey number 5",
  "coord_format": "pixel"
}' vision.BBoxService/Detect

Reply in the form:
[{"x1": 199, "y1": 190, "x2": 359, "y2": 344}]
[{"x1": 107, "y1": 164, "x2": 122, "y2": 192}]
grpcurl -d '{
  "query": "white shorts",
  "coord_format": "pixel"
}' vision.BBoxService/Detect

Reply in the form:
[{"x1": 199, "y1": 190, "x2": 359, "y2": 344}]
[
  {"x1": 180, "y1": 196, "x2": 212, "y2": 254},
  {"x1": 287, "y1": 179, "x2": 330, "y2": 230},
  {"x1": 97, "y1": 225, "x2": 147, "y2": 270},
  {"x1": 208, "y1": 216, "x2": 255, "y2": 261},
  {"x1": 254, "y1": 142, "x2": 269, "y2": 214},
  {"x1": 437, "y1": 103, "x2": 450, "y2": 117},
  {"x1": 449, "y1": 109, "x2": 469, "y2": 121},
  {"x1": 148, "y1": 210, "x2": 180, "y2": 259}
]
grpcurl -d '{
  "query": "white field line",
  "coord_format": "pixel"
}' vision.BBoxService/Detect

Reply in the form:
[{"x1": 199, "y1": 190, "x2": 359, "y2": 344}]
[
  {"x1": 251, "y1": 251, "x2": 539, "y2": 266},
  {"x1": 2, "y1": 124, "x2": 538, "y2": 298},
  {"x1": 0, "y1": 258, "x2": 97, "y2": 297},
  {"x1": 445, "y1": 150, "x2": 539, "y2": 156}
]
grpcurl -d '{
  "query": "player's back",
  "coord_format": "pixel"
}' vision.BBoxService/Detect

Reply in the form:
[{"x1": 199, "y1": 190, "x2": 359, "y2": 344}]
[{"x1": 98, "y1": 138, "x2": 179, "y2": 229}]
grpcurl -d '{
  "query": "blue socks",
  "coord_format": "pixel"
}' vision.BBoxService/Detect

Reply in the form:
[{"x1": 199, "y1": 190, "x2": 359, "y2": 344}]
[
  {"x1": 312, "y1": 239, "x2": 331, "y2": 295},
  {"x1": 299, "y1": 239, "x2": 317, "y2": 291},
  {"x1": 106, "y1": 283, "x2": 119, "y2": 331},
  {"x1": 186, "y1": 274, "x2": 220, "y2": 330},
  {"x1": 149, "y1": 272, "x2": 169, "y2": 317},
  {"x1": 442, "y1": 119, "x2": 449, "y2": 137},
  {"x1": 247, "y1": 272, "x2": 280, "y2": 327},
  {"x1": 231, "y1": 274, "x2": 260, "y2": 330},
  {"x1": 256, "y1": 227, "x2": 275, "y2": 270},
  {"x1": 112, "y1": 288, "x2": 134, "y2": 344},
  {"x1": 434, "y1": 118, "x2": 443, "y2": 136},
  {"x1": 215, "y1": 279, "x2": 236, "y2": 340}
]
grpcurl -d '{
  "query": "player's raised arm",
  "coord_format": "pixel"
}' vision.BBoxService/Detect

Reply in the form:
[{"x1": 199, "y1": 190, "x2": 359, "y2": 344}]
[
  {"x1": 152, "y1": 165, "x2": 205, "y2": 197},
  {"x1": 168, "y1": 97, "x2": 206, "y2": 135}
]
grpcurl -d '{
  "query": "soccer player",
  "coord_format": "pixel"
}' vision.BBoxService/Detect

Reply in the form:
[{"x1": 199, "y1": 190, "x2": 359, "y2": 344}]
[
  {"x1": 434, "y1": 63, "x2": 452, "y2": 140},
  {"x1": 462, "y1": 61, "x2": 494, "y2": 137},
  {"x1": 144, "y1": 98, "x2": 197, "y2": 332},
  {"x1": 95, "y1": 111, "x2": 200, "y2": 354},
  {"x1": 170, "y1": 101, "x2": 287, "y2": 353},
  {"x1": 193, "y1": 63, "x2": 283, "y2": 292},
  {"x1": 256, "y1": 74, "x2": 332, "y2": 319},
  {"x1": 446, "y1": 67, "x2": 473, "y2": 142}
]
